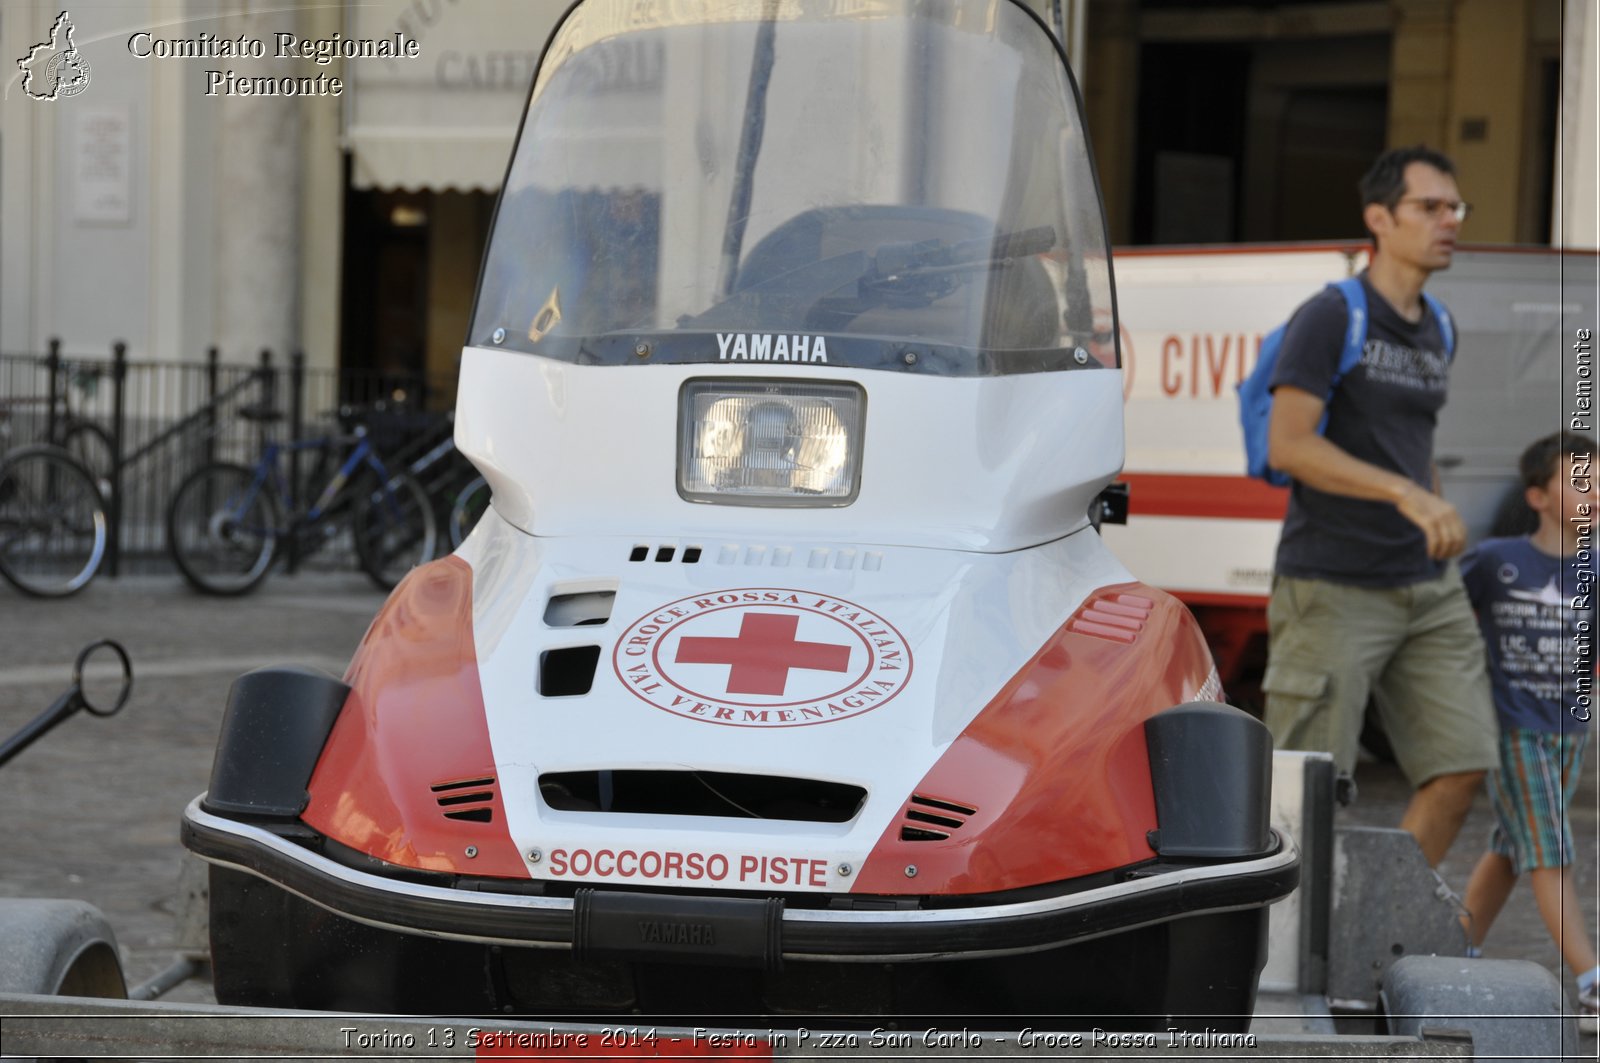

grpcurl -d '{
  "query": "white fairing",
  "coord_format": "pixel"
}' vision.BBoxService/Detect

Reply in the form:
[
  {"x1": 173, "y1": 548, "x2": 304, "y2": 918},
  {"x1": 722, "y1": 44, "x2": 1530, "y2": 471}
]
[
  {"x1": 456, "y1": 508, "x2": 1136, "y2": 892},
  {"x1": 456, "y1": 346, "x2": 1125, "y2": 553},
  {"x1": 443, "y1": 0, "x2": 1135, "y2": 897}
]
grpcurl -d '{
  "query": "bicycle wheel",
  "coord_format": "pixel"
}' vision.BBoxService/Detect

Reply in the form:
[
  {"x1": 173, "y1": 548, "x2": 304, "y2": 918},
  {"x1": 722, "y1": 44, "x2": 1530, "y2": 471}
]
[
  {"x1": 352, "y1": 470, "x2": 438, "y2": 591},
  {"x1": 0, "y1": 445, "x2": 107, "y2": 598},
  {"x1": 167, "y1": 463, "x2": 280, "y2": 595},
  {"x1": 448, "y1": 475, "x2": 491, "y2": 549}
]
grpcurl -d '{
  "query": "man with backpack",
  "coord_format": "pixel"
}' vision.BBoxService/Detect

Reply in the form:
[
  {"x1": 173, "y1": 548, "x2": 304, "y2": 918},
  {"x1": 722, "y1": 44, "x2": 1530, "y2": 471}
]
[{"x1": 1260, "y1": 145, "x2": 1496, "y2": 868}]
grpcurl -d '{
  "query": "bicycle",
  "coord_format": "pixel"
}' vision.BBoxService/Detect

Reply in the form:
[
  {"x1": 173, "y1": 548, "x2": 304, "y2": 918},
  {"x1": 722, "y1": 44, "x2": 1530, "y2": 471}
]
[
  {"x1": 0, "y1": 444, "x2": 109, "y2": 598},
  {"x1": 0, "y1": 359, "x2": 115, "y2": 483},
  {"x1": 48, "y1": 361, "x2": 115, "y2": 483},
  {"x1": 385, "y1": 411, "x2": 493, "y2": 550},
  {"x1": 448, "y1": 474, "x2": 492, "y2": 549},
  {"x1": 165, "y1": 407, "x2": 438, "y2": 595}
]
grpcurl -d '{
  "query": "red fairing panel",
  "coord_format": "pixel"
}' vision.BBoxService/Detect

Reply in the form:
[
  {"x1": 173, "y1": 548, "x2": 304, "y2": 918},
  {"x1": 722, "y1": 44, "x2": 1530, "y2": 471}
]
[
  {"x1": 852, "y1": 583, "x2": 1216, "y2": 895},
  {"x1": 302, "y1": 557, "x2": 526, "y2": 878}
]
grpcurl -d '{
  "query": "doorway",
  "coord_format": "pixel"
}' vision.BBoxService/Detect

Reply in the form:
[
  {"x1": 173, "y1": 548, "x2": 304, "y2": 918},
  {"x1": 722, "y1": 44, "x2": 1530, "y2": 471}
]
[{"x1": 341, "y1": 185, "x2": 495, "y2": 410}]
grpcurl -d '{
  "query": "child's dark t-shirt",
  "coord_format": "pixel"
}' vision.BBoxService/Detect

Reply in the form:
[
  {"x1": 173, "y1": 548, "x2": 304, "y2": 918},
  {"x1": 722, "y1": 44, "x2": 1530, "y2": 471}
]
[{"x1": 1461, "y1": 535, "x2": 1597, "y2": 732}]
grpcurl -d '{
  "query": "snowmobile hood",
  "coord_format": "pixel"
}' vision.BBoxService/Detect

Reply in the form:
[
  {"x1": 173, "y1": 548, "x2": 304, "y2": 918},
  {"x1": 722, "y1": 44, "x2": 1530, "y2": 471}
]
[{"x1": 301, "y1": 520, "x2": 1224, "y2": 898}]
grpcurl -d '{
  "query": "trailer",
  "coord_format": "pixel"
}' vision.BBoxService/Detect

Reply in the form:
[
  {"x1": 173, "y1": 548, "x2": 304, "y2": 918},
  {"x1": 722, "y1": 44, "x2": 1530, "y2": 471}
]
[
  {"x1": 0, "y1": 535, "x2": 1580, "y2": 1063},
  {"x1": 0, "y1": 996, "x2": 1485, "y2": 1060},
  {"x1": 0, "y1": 751, "x2": 1578, "y2": 1060}
]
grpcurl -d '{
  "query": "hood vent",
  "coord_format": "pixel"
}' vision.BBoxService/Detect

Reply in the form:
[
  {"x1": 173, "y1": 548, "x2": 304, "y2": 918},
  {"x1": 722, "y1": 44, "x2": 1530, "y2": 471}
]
[
  {"x1": 899, "y1": 793, "x2": 978, "y2": 841},
  {"x1": 432, "y1": 776, "x2": 496, "y2": 823},
  {"x1": 1066, "y1": 592, "x2": 1154, "y2": 644},
  {"x1": 540, "y1": 769, "x2": 865, "y2": 823},
  {"x1": 627, "y1": 543, "x2": 884, "y2": 570},
  {"x1": 629, "y1": 544, "x2": 703, "y2": 563}
]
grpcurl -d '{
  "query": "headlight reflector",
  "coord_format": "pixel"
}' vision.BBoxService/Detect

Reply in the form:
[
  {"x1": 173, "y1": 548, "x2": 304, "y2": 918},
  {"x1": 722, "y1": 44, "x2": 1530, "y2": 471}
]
[{"x1": 678, "y1": 380, "x2": 865, "y2": 505}]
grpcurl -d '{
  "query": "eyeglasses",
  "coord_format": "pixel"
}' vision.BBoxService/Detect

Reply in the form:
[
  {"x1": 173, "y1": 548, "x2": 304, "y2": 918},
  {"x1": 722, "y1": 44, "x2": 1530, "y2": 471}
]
[{"x1": 1394, "y1": 197, "x2": 1472, "y2": 223}]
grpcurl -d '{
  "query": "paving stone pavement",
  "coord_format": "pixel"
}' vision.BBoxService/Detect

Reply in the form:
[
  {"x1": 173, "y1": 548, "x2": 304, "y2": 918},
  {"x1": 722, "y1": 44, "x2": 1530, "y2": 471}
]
[
  {"x1": 1341, "y1": 739, "x2": 1598, "y2": 1046},
  {"x1": 0, "y1": 571, "x2": 1594, "y2": 1042},
  {"x1": 0, "y1": 572, "x2": 387, "y2": 1006}
]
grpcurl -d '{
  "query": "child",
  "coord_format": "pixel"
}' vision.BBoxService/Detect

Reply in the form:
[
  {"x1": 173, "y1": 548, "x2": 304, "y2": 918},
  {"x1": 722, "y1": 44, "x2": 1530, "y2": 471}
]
[{"x1": 1459, "y1": 430, "x2": 1598, "y2": 1029}]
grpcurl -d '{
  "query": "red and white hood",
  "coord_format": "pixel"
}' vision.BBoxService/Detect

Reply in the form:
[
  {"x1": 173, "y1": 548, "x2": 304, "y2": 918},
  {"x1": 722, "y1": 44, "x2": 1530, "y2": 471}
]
[{"x1": 301, "y1": 513, "x2": 1222, "y2": 899}]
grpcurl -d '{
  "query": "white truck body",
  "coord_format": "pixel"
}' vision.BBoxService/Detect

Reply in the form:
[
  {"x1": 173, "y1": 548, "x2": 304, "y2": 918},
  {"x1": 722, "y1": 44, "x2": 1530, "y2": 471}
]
[{"x1": 1103, "y1": 242, "x2": 1596, "y2": 612}]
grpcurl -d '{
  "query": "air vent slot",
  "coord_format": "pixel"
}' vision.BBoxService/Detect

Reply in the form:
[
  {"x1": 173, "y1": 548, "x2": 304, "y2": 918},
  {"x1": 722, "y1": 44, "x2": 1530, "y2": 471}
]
[
  {"x1": 702, "y1": 545, "x2": 882, "y2": 570},
  {"x1": 539, "y1": 645, "x2": 601, "y2": 697},
  {"x1": 627, "y1": 544, "x2": 703, "y2": 563},
  {"x1": 900, "y1": 826, "x2": 948, "y2": 842},
  {"x1": 432, "y1": 776, "x2": 496, "y2": 823},
  {"x1": 804, "y1": 548, "x2": 883, "y2": 571},
  {"x1": 540, "y1": 770, "x2": 866, "y2": 823},
  {"x1": 911, "y1": 794, "x2": 977, "y2": 815},
  {"x1": 545, "y1": 590, "x2": 615, "y2": 628},
  {"x1": 1066, "y1": 592, "x2": 1155, "y2": 644},
  {"x1": 433, "y1": 776, "x2": 495, "y2": 791},
  {"x1": 905, "y1": 808, "x2": 964, "y2": 830},
  {"x1": 898, "y1": 793, "x2": 977, "y2": 841}
]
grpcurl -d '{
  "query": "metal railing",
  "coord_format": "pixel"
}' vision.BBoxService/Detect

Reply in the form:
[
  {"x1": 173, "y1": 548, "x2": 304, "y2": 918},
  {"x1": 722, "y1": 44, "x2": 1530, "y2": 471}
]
[{"x1": 1, "y1": 341, "x2": 454, "y2": 579}]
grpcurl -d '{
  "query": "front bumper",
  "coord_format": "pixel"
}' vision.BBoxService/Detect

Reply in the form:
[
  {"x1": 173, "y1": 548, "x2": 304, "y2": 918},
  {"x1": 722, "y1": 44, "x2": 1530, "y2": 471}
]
[{"x1": 183, "y1": 795, "x2": 1298, "y2": 966}]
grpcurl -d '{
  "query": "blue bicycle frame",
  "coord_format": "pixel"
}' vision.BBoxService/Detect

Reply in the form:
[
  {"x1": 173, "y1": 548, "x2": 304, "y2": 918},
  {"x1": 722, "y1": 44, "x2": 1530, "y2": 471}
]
[{"x1": 235, "y1": 431, "x2": 395, "y2": 533}]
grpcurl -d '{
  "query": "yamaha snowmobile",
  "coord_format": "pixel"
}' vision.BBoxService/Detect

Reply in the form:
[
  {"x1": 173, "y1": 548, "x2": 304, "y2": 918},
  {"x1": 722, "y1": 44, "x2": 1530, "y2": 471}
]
[{"x1": 184, "y1": 0, "x2": 1297, "y2": 1029}]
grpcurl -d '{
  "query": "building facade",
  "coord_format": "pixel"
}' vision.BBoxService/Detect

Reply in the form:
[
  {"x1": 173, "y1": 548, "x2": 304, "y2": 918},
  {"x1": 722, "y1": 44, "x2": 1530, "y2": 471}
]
[{"x1": 1, "y1": 0, "x2": 1593, "y2": 399}]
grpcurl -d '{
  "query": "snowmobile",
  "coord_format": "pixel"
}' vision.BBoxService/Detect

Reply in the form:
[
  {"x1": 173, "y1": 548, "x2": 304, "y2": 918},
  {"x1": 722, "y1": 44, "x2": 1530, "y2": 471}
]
[{"x1": 183, "y1": 0, "x2": 1297, "y2": 1029}]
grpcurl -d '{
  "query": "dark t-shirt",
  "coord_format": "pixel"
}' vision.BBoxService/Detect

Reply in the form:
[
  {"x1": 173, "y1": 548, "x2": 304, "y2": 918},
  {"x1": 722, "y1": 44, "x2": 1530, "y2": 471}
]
[
  {"x1": 1461, "y1": 536, "x2": 1598, "y2": 732},
  {"x1": 1270, "y1": 273, "x2": 1452, "y2": 587}
]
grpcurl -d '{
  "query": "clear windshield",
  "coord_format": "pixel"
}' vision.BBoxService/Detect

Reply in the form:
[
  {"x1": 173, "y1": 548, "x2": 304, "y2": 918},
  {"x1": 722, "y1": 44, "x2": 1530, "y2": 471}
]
[{"x1": 471, "y1": 0, "x2": 1117, "y2": 375}]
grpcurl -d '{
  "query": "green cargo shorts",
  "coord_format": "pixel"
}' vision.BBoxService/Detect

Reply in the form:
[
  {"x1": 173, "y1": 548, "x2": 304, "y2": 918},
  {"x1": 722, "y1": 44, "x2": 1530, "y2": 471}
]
[{"x1": 1261, "y1": 565, "x2": 1497, "y2": 784}]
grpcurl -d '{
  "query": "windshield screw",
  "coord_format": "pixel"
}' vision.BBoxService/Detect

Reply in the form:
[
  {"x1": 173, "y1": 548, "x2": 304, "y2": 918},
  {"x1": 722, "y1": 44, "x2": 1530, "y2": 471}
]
[
  {"x1": 465, "y1": 846, "x2": 479, "y2": 859},
  {"x1": 1073, "y1": 347, "x2": 1090, "y2": 365},
  {"x1": 904, "y1": 864, "x2": 918, "y2": 878},
  {"x1": 836, "y1": 863, "x2": 853, "y2": 877},
  {"x1": 634, "y1": 341, "x2": 651, "y2": 358},
  {"x1": 491, "y1": 327, "x2": 506, "y2": 345},
  {"x1": 527, "y1": 848, "x2": 542, "y2": 863},
  {"x1": 902, "y1": 350, "x2": 918, "y2": 366}
]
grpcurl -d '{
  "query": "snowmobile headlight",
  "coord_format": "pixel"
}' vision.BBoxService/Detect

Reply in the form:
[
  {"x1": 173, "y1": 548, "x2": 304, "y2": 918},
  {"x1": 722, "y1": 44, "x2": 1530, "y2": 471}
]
[{"x1": 678, "y1": 380, "x2": 864, "y2": 506}]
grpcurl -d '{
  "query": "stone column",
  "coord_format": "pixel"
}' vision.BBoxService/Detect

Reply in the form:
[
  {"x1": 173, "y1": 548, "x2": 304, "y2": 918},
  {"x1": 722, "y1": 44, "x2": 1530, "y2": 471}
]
[
  {"x1": 213, "y1": 2, "x2": 303, "y2": 366},
  {"x1": 299, "y1": 1, "x2": 345, "y2": 375},
  {"x1": 1086, "y1": 0, "x2": 1140, "y2": 245},
  {"x1": 1557, "y1": 0, "x2": 1598, "y2": 248},
  {"x1": 1387, "y1": 0, "x2": 1455, "y2": 150},
  {"x1": 1446, "y1": 0, "x2": 1530, "y2": 243}
]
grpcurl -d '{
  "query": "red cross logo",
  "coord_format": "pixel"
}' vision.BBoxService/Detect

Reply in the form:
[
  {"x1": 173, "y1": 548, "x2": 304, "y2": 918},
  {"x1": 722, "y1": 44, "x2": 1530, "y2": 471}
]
[{"x1": 675, "y1": 612, "x2": 851, "y2": 696}]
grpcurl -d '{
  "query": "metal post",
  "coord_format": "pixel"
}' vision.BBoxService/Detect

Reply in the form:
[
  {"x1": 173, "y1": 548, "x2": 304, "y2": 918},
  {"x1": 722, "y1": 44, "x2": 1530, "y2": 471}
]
[
  {"x1": 107, "y1": 341, "x2": 127, "y2": 578},
  {"x1": 44, "y1": 338, "x2": 61, "y2": 446},
  {"x1": 204, "y1": 346, "x2": 220, "y2": 468},
  {"x1": 286, "y1": 351, "x2": 306, "y2": 574},
  {"x1": 256, "y1": 348, "x2": 275, "y2": 465}
]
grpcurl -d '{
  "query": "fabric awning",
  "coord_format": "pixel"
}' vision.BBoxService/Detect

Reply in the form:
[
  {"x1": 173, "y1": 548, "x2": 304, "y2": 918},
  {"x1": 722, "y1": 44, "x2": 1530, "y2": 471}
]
[
  {"x1": 346, "y1": 128, "x2": 518, "y2": 193},
  {"x1": 342, "y1": 1, "x2": 564, "y2": 192}
]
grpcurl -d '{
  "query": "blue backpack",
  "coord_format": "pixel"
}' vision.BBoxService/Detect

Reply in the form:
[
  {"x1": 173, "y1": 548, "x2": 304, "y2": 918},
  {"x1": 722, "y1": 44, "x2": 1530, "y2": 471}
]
[{"x1": 1237, "y1": 277, "x2": 1454, "y2": 486}]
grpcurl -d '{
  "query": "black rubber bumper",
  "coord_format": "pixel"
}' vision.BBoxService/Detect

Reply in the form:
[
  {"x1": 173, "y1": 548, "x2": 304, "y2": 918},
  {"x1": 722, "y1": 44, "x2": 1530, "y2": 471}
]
[{"x1": 183, "y1": 796, "x2": 1299, "y2": 963}]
